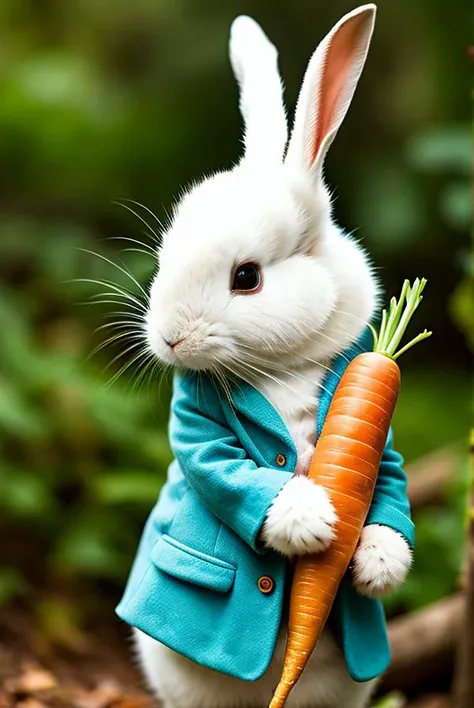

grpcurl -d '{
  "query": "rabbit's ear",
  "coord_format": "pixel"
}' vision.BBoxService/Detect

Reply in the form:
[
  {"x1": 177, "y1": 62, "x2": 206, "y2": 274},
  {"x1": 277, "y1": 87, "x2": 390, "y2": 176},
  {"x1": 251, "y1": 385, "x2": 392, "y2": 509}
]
[
  {"x1": 286, "y1": 4, "x2": 376, "y2": 177},
  {"x1": 229, "y1": 16, "x2": 288, "y2": 165}
]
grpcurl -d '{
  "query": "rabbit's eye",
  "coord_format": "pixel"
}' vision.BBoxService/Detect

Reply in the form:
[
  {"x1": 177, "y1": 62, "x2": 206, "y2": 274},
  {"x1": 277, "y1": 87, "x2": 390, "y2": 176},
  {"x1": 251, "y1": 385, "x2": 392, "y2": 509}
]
[{"x1": 231, "y1": 262, "x2": 262, "y2": 293}]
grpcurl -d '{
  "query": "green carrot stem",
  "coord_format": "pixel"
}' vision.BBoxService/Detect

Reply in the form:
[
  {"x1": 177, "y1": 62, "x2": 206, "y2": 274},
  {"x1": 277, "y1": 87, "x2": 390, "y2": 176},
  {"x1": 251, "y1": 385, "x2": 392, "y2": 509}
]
[
  {"x1": 373, "y1": 278, "x2": 432, "y2": 359},
  {"x1": 385, "y1": 280, "x2": 421, "y2": 355},
  {"x1": 392, "y1": 329, "x2": 432, "y2": 360},
  {"x1": 369, "y1": 324, "x2": 379, "y2": 350},
  {"x1": 385, "y1": 282, "x2": 409, "y2": 347}
]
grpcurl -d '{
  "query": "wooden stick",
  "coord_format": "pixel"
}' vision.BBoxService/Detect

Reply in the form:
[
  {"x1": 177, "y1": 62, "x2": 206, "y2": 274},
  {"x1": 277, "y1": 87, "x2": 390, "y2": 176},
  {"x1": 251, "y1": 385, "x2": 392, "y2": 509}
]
[
  {"x1": 452, "y1": 432, "x2": 474, "y2": 707},
  {"x1": 384, "y1": 594, "x2": 464, "y2": 691},
  {"x1": 407, "y1": 444, "x2": 462, "y2": 512},
  {"x1": 408, "y1": 696, "x2": 450, "y2": 708}
]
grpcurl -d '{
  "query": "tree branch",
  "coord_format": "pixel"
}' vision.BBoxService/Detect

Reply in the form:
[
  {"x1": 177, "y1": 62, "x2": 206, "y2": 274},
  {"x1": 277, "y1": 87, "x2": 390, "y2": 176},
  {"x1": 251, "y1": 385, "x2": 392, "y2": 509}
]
[
  {"x1": 384, "y1": 594, "x2": 464, "y2": 692},
  {"x1": 452, "y1": 431, "x2": 474, "y2": 707},
  {"x1": 407, "y1": 444, "x2": 462, "y2": 512}
]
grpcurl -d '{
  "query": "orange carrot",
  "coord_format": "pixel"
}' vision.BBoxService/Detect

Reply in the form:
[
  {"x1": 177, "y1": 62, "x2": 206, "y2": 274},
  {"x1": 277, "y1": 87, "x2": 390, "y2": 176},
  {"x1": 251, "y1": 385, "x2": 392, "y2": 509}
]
[{"x1": 269, "y1": 278, "x2": 431, "y2": 708}]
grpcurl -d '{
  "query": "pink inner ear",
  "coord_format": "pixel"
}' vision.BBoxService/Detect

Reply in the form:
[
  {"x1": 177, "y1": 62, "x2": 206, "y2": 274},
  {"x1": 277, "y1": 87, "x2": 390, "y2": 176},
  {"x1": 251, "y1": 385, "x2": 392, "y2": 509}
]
[{"x1": 311, "y1": 14, "x2": 367, "y2": 164}]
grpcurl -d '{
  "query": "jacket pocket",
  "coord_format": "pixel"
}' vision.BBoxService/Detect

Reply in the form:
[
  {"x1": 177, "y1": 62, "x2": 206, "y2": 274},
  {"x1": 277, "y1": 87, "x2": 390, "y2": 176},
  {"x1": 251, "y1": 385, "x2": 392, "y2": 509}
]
[{"x1": 151, "y1": 534, "x2": 236, "y2": 593}]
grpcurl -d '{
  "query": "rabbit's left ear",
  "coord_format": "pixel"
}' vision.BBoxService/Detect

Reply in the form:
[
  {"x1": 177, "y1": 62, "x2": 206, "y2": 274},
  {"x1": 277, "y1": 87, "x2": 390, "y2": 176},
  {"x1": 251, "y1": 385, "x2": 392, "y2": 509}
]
[
  {"x1": 286, "y1": 4, "x2": 376, "y2": 178},
  {"x1": 230, "y1": 16, "x2": 288, "y2": 165}
]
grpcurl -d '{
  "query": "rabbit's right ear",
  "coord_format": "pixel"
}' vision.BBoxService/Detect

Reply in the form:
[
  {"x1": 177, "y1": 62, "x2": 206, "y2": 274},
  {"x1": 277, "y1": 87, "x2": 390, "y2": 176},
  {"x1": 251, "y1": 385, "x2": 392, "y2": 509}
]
[
  {"x1": 286, "y1": 4, "x2": 376, "y2": 179},
  {"x1": 230, "y1": 16, "x2": 288, "y2": 165}
]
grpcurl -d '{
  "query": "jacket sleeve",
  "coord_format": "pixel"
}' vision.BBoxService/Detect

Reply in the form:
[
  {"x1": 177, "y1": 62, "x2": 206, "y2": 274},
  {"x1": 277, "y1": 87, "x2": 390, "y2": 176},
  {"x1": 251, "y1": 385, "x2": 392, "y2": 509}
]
[
  {"x1": 365, "y1": 428, "x2": 415, "y2": 547},
  {"x1": 169, "y1": 374, "x2": 293, "y2": 553}
]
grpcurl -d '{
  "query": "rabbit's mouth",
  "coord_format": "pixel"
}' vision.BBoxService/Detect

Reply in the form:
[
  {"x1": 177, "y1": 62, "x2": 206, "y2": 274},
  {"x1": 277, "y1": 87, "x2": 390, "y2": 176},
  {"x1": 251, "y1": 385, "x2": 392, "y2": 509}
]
[
  {"x1": 147, "y1": 315, "x2": 234, "y2": 372},
  {"x1": 164, "y1": 334, "x2": 216, "y2": 370}
]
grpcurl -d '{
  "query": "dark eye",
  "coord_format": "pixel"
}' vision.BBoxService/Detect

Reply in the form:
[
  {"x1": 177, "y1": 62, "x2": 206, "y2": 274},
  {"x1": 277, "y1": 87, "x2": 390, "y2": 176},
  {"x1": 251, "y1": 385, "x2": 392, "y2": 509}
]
[{"x1": 231, "y1": 262, "x2": 262, "y2": 293}]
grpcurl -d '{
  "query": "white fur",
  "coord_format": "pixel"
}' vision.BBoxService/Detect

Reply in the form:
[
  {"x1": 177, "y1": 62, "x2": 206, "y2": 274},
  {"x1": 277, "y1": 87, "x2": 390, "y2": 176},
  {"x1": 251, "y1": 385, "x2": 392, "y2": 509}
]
[
  {"x1": 286, "y1": 4, "x2": 376, "y2": 174},
  {"x1": 229, "y1": 15, "x2": 287, "y2": 163},
  {"x1": 261, "y1": 476, "x2": 337, "y2": 556},
  {"x1": 134, "y1": 6, "x2": 397, "y2": 708},
  {"x1": 352, "y1": 524, "x2": 413, "y2": 598},
  {"x1": 134, "y1": 627, "x2": 377, "y2": 708}
]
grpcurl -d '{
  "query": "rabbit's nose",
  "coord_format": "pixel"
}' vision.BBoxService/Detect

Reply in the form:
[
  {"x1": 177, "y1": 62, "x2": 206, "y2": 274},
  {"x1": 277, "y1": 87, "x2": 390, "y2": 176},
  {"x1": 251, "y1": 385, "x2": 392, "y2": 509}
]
[{"x1": 163, "y1": 337, "x2": 185, "y2": 350}]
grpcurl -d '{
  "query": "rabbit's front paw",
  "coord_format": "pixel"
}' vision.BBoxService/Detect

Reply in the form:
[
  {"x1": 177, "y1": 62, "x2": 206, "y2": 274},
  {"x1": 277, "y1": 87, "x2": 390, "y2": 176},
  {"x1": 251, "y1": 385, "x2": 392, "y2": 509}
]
[
  {"x1": 261, "y1": 476, "x2": 337, "y2": 557},
  {"x1": 352, "y1": 524, "x2": 412, "y2": 598}
]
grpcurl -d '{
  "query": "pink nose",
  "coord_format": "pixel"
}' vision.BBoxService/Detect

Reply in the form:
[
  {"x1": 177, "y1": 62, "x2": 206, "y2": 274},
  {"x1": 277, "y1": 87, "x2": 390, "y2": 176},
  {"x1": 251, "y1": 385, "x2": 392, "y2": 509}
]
[{"x1": 164, "y1": 338, "x2": 184, "y2": 350}]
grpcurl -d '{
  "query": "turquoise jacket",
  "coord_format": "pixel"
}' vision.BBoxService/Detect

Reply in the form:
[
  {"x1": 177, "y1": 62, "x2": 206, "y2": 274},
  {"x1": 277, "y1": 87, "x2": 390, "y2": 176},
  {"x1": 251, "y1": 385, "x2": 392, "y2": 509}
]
[{"x1": 116, "y1": 329, "x2": 414, "y2": 683}]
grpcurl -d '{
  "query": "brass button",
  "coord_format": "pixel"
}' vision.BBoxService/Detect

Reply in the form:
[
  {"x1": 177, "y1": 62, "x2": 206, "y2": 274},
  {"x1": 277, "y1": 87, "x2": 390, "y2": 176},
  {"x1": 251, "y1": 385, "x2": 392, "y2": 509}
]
[
  {"x1": 276, "y1": 453, "x2": 286, "y2": 467},
  {"x1": 258, "y1": 576, "x2": 274, "y2": 594}
]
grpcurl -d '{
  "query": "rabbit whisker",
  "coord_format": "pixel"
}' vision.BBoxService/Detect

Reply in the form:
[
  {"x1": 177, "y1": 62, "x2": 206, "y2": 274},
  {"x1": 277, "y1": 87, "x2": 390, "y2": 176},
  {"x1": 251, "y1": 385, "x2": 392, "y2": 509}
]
[
  {"x1": 226, "y1": 355, "x2": 309, "y2": 403},
  {"x1": 131, "y1": 350, "x2": 160, "y2": 392},
  {"x1": 105, "y1": 344, "x2": 152, "y2": 390},
  {"x1": 76, "y1": 278, "x2": 147, "y2": 312},
  {"x1": 95, "y1": 320, "x2": 146, "y2": 333},
  {"x1": 87, "y1": 331, "x2": 146, "y2": 362},
  {"x1": 332, "y1": 308, "x2": 370, "y2": 324},
  {"x1": 89, "y1": 301, "x2": 146, "y2": 319},
  {"x1": 105, "y1": 235, "x2": 157, "y2": 257},
  {"x1": 77, "y1": 248, "x2": 148, "y2": 298},
  {"x1": 213, "y1": 367, "x2": 234, "y2": 409},
  {"x1": 114, "y1": 200, "x2": 162, "y2": 246},
  {"x1": 232, "y1": 348, "x2": 334, "y2": 400},
  {"x1": 123, "y1": 198, "x2": 166, "y2": 231}
]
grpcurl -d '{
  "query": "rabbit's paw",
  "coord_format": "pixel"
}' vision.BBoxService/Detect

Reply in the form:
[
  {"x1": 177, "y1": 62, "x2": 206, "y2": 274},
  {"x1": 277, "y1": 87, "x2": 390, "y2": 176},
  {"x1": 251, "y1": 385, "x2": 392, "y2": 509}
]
[
  {"x1": 261, "y1": 476, "x2": 337, "y2": 557},
  {"x1": 352, "y1": 524, "x2": 412, "y2": 598}
]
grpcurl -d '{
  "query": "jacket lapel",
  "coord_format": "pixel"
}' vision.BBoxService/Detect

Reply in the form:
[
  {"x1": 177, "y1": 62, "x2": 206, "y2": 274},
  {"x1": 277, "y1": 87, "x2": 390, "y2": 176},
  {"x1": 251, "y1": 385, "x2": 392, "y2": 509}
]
[{"x1": 223, "y1": 380, "x2": 298, "y2": 470}]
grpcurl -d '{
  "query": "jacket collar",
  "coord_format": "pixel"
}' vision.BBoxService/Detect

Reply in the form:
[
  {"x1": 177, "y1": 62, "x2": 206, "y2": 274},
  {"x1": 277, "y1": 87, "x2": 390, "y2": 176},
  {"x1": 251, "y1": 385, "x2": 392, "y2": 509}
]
[{"x1": 230, "y1": 380, "x2": 296, "y2": 457}]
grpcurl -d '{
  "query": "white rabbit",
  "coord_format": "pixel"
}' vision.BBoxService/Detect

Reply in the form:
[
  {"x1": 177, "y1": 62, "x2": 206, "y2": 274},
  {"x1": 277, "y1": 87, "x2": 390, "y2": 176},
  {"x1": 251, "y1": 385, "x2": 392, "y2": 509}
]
[{"x1": 132, "y1": 5, "x2": 412, "y2": 708}]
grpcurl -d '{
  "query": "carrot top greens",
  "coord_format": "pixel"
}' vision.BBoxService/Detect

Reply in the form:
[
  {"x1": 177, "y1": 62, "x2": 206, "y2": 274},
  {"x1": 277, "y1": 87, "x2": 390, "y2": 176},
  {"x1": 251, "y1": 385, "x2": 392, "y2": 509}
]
[{"x1": 370, "y1": 278, "x2": 432, "y2": 360}]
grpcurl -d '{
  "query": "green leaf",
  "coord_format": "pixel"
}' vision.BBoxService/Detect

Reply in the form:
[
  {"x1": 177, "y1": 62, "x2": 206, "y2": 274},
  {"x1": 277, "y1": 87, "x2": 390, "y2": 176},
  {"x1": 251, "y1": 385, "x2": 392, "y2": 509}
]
[
  {"x1": 353, "y1": 163, "x2": 426, "y2": 252},
  {"x1": 36, "y1": 598, "x2": 88, "y2": 650},
  {"x1": 0, "y1": 379, "x2": 46, "y2": 438},
  {"x1": 451, "y1": 275, "x2": 474, "y2": 350},
  {"x1": 407, "y1": 126, "x2": 471, "y2": 176},
  {"x1": 440, "y1": 182, "x2": 471, "y2": 230},
  {"x1": 0, "y1": 567, "x2": 26, "y2": 605},
  {"x1": 0, "y1": 466, "x2": 54, "y2": 517},
  {"x1": 54, "y1": 511, "x2": 130, "y2": 579},
  {"x1": 392, "y1": 369, "x2": 471, "y2": 462},
  {"x1": 93, "y1": 471, "x2": 163, "y2": 504},
  {"x1": 385, "y1": 501, "x2": 465, "y2": 613},
  {"x1": 372, "y1": 693, "x2": 406, "y2": 708}
]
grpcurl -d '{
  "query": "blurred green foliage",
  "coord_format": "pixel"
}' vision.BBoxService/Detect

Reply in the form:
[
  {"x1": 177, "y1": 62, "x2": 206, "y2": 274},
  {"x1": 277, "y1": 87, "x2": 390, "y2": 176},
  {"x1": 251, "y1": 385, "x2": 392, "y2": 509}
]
[
  {"x1": 0, "y1": 0, "x2": 471, "y2": 625},
  {"x1": 0, "y1": 238, "x2": 172, "y2": 598},
  {"x1": 373, "y1": 694, "x2": 405, "y2": 708}
]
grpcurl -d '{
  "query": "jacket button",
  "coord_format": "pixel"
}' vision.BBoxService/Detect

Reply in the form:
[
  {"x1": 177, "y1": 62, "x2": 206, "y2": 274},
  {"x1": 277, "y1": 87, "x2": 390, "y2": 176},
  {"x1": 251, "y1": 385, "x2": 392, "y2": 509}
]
[
  {"x1": 258, "y1": 576, "x2": 274, "y2": 594},
  {"x1": 276, "y1": 453, "x2": 286, "y2": 467}
]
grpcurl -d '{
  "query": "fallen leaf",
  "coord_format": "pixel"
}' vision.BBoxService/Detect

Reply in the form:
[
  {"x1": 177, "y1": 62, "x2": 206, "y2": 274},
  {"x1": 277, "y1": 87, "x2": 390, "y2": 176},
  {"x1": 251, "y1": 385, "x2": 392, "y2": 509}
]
[
  {"x1": 71, "y1": 679, "x2": 122, "y2": 708},
  {"x1": 0, "y1": 692, "x2": 11, "y2": 708},
  {"x1": 36, "y1": 599, "x2": 90, "y2": 654},
  {"x1": 4, "y1": 665, "x2": 57, "y2": 695},
  {"x1": 111, "y1": 694, "x2": 154, "y2": 708},
  {"x1": 16, "y1": 699, "x2": 50, "y2": 708}
]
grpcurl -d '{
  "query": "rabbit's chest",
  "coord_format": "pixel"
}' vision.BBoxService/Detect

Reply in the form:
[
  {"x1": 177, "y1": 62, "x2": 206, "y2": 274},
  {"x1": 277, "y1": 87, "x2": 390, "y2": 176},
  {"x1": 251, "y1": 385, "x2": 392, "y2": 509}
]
[{"x1": 256, "y1": 369, "x2": 326, "y2": 475}]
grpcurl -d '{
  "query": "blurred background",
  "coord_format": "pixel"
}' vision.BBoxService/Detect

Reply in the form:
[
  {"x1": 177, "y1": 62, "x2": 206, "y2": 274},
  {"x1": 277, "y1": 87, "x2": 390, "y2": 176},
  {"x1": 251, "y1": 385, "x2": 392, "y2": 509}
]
[{"x1": 0, "y1": 0, "x2": 472, "y2": 705}]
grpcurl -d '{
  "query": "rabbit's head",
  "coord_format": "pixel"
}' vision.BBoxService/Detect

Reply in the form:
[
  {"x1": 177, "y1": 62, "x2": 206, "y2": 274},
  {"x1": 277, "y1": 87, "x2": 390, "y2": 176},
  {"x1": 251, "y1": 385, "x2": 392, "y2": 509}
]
[{"x1": 146, "y1": 5, "x2": 379, "y2": 378}]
